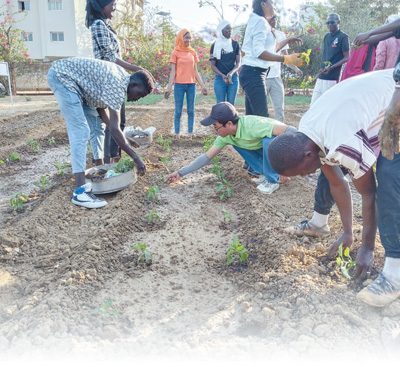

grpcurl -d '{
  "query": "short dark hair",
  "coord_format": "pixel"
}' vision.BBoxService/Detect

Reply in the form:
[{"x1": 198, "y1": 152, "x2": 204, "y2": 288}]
[
  {"x1": 221, "y1": 115, "x2": 240, "y2": 126},
  {"x1": 328, "y1": 13, "x2": 340, "y2": 21},
  {"x1": 252, "y1": 0, "x2": 268, "y2": 17},
  {"x1": 129, "y1": 70, "x2": 154, "y2": 94},
  {"x1": 267, "y1": 132, "x2": 309, "y2": 174}
]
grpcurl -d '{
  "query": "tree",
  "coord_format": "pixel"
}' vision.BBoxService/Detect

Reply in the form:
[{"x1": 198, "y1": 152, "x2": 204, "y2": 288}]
[{"x1": 0, "y1": 1, "x2": 31, "y2": 95}]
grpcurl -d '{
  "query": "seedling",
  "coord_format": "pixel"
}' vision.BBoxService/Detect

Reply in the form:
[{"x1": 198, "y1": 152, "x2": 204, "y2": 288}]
[
  {"x1": 55, "y1": 162, "x2": 69, "y2": 176},
  {"x1": 300, "y1": 48, "x2": 311, "y2": 64},
  {"x1": 93, "y1": 299, "x2": 119, "y2": 318},
  {"x1": 217, "y1": 178, "x2": 234, "y2": 200},
  {"x1": 323, "y1": 61, "x2": 332, "y2": 70},
  {"x1": 0, "y1": 160, "x2": 4, "y2": 165},
  {"x1": 146, "y1": 209, "x2": 160, "y2": 223},
  {"x1": 161, "y1": 155, "x2": 171, "y2": 169},
  {"x1": 7, "y1": 151, "x2": 21, "y2": 162},
  {"x1": 132, "y1": 241, "x2": 153, "y2": 264},
  {"x1": 202, "y1": 136, "x2": 216, "y2": 152},
  {"x1": 34, "y1": 175, "x2": 50, "y2": 190},
  {"x1": 10, "y1": 193, "x2": 27, "y2": 211},
  {"x1": 115, "y1": 156, "x2": 135, "y2": 173},
  {"x1": 157, "y1": 134, "x2": 173, "y2": 153},
  {"x1": 226, "y1": 236, "x2": 248, "y2": 265},
  {"x1": 47, "y1": 137, "x2": 56, "y2": 145},
  {"x1": 222, "y1": 206, "x2": 233, "y2": 223},
  {"x1": 28, "y1": 140, "x2": 41, "y2": 153},
  {"x1": 336, "y1": 243, "x2": 357, "y2": 279},
  {"x1": 147, "y1": 185, "x2": 161, "y2": 203}
]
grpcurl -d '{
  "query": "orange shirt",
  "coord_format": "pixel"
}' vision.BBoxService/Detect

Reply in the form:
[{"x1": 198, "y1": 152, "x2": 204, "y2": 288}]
[{"x1": 170, "y1": 50, "x2": 199, "y2": 84}]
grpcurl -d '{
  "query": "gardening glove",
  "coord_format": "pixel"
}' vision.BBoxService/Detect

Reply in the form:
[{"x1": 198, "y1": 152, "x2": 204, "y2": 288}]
[{"x1": 283, "y1": 53, "x2": 304, "y2": 67}]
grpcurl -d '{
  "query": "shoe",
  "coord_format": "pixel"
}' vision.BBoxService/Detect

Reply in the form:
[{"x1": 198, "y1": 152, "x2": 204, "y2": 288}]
[
  {"x1": 71, "y1": 183, "x2": 107, "y2": 209},
  {"x1": 357, "y1": 273, "x2": 400, "y2": 307},
  {"x1": 284, "y1": 220, "x2": 330, "y2": 237},
  {"x1": 252, "y1": 175, "x2": 266, "y2": 184},
  {"x1": 247, "y1": 166, "x2": 261, "y2": 176},
  {"x1": 243, "y1": 162, "x2": 249, "y2": 170},
  {"x1": 257, "y1": 181, "x2": 279, "y2": 194},
  {"x1": 188, "y1": 133, "x2": 193, "y2": 140}
]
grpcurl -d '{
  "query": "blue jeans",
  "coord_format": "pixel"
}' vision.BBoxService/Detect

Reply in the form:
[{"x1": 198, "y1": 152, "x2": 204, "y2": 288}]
[
  {"x1": 239, "y1": 65, "x2": 269, "y2": 117},
  {"x1": 174, "y1": 83, "x2": 196, "y2": 134},
  {"x1": 214, "y1": 73, "x2": 239, "y2": 105},
  {"x1": 84, "y1": 105, "x2": 105, "y2": 161},
  {"x1": 232, "y1": 136, "x2": 279, "y2": 184},
  {"x1": 47, "y1": 68, "x2": 94, "y2": 174},
  {"x1": 104, "y1": 102, "x2": 125, "y2": 162},
  {"x1": 377, "y1": 152, "x2": 400, "y2": 258}
]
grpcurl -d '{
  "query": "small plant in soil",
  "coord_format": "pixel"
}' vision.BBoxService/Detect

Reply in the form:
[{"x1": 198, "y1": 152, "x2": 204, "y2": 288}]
[
  {"x1": 47, "y1": 137, "x2": 56, "y2": 145},
  {"x1": 55, "y1": 162, "x2": 69, "y2": 176},
  {"x1": 132, "y1": 241, "x2": 153, "y2": 265},
  {"x1": 93, "y1": 299, "x2": 119, "y2": 318},
  {"x1": 217, "y1": 178, "x2": 234, "y2": 200},
  {"x1": 222, "y1": 206, "x2": 233, "y2": 223},
  {"x1": 157, "y1": 134, "x2": 173, "y2": 153},
  {"x1": 28, "y1": 140, "x2": 41, "y2": 153},
  {"x1": 10, "y1": 193, "x2": 27, "y2": 211},
  {"x1": 202, "y1": 136, "x2": 216, "y2": 152},
  {"x1": 226, "y1": 236, "x2": 248, "y2": 265},
  {"x1": 336, "y1": 243, "x2": 357, "y2": 280},
  {"x1": 147, "y1": 185, "x2": 161, "y2": 203},
  {"x1": 115, "y1": 156, "x2": 135, "y2": 173},
  {"x1": 34, "y1": 175, "x2": 50, "y2": 190},
  {"x1": 146, "y1": 209, "x2": 160, "y2": 223},
  {"x1": 0, "y1": 160, "x2": 4, "y2": 165},
  {"x1": 7, "y1": 151, "x2": 21, "y2": 162}
]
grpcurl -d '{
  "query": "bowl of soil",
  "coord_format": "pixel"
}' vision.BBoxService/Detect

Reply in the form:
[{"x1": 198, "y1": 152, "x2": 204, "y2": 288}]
[{"x1": 85, "y1": 160, "x2": 137, "y2": 194}]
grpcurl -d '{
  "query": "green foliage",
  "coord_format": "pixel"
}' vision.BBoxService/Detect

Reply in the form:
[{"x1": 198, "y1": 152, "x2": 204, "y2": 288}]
[
  {"x1": 7, "y1": 151, "x2": 20, "y2": 162},
  {"x1": 55, "y1": 162, "x2": 69, "y2": 176},
  {"x1": 115, "y1": 156, "x2": 135, "y2": 173},
  {"x1": 336, "y1": 243, "x2": 357, "y2": 280},
  {"x1": 0, "y1": 160, "x2": 4, "y2": 164},
  {"x1": 28, "y1": 140, "x2": 41, "y2": 153},
  {"x1": 47, "y1": 137, "x2": 56, "y2": 145},
  {"x1": 226, "y1": 236, "x2": 248, "y2": 265},
  {"x1": 147, "y1": 185, "x2": 161, "y2": 203},
  {"x1": 300, "y1": 49, "x2": 312, "y2": 64},
  {"x1": 93, "y1": 299, "x2": 119, "y2": 318},
  {"x1": 146, "y1": 208, "x2": 160, "y2": 223},
  {"x1": 157, "y1": 134, "x2": 173, "y2": 153},
  {"x1": 202, "y1": 136, "x2": 216, "y2": 153},
  {"x1": 217, "y1": 178, "x2": 234, "y2": 200},
  {"x1": 222, "y1": 206, "x2": 233, "y2": 223},
  {"x1": 10, "y1": 193, "x2": 27, "y2": 211},
  {"x1": 34, "y1": 175, "x2": 50, "y2": 190},
  {"x1": 132, "y1": 242, "x2": 153, "y2": 265}
]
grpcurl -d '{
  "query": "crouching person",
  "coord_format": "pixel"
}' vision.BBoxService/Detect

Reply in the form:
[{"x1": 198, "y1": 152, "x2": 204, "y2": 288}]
[
  {"x1": 47, "y1": 57, "x2": 154, "y2": 208},
  {"x1": 166, "y1": 101, "x2": 294, "y2": 193},
  {"x1": 268, "y1": 68, "x2": 400, "y2": 307}
]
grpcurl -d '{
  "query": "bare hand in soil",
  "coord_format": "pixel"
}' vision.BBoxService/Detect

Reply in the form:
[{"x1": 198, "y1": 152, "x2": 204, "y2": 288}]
[
  {"x1": 328, "y1": 232, "x2": 353, "y2": 258},
  {"x1": 166, "y1": 171, "x2": 181, "y2": 183},
  {"x1": 126, "y1": 137, "x2": 140, "y2": 148},
  {"x1": 135, "y1": 160, "x2": 146, "y2": 176},
  {"x1": 354, "y1": 245, "x2": 373, "y2": 281}
]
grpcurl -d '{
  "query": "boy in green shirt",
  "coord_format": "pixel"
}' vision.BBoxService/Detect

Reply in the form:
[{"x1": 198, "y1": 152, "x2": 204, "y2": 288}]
[{"x1": 166, "y1": 102, "x2": 294, "y2": 194}]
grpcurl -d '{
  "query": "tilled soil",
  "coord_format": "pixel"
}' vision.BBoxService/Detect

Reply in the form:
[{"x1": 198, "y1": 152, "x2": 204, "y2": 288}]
[{"x1": 0, "y1": 98, "x2": 399, "y2": 364}]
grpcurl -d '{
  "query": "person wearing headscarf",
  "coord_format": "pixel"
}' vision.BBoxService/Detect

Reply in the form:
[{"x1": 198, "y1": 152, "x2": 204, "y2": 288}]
[
  {"x1": 209, "y1": 20, "x2": 241, "y2": 105},
  {"x1": 85, "y1": 0, "x2": 150, "y2": 163},
  {"x1": 164, "y1": 29, "x2": 208, "y2": 140}
]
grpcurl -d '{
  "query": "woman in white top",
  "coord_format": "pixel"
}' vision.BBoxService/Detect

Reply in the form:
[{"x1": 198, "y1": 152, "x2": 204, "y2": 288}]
[{"x1": 240, "y1": 0, "x2": 303, "y2": 117}]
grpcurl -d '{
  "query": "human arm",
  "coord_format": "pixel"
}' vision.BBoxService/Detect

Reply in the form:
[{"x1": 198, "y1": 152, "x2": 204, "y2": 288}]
[
  {"x1": 281, "y1": 49, "x2": 303, "y2": 77},
  {"x1": 353, "y1": 19, "x2": 400, "y2": 46},
  {"x1": 210, "y1": 59, "x2": 227, "y2": 80},
  {"x1": 166, "y1": 146, "x2": 222, "y2": 183},
  {"x1": 276, "y1": 36, "x2": 303, "y2": 53},
  {"x1": 164, "y1": 63, "x2": 176, "y2": 99},
  {"x1": 97, "y1": 107, "x2": 146, "y2": 175},
  {"x1": 319, "y1": 50, "x2": 350, "y2": 75},
  {"x1": 194, "y1": 64, "x2": 208, "y2": 95},
  {"x1": 227, "y1": 52, "x2": 242, "y2": 83}
]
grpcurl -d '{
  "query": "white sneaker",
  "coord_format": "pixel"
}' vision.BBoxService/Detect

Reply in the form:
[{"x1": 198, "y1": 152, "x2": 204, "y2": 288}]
[
  {"x1": 257, "y1": 181, "x2": 279, "y2": 194},
  {"x1": 252, "y1": 175, "x2": 266, "y2": 184},
  {"x1": 71, "y1": 183, "x2": 107, "y2": 209}
]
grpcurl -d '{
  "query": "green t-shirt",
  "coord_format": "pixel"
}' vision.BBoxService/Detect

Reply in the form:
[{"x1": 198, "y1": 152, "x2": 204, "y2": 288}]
[{"x1": 213, "y1": 115, "x2": 275, "y2": 150}]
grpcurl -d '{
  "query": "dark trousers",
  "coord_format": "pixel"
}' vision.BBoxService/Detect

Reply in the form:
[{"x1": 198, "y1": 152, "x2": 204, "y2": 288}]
[
  {"x1": 239, "y1": 65, "x2": 270, "y2": 117},
  {"x1": 377, "y1": 152, "x2": 400, "y2": 258},
  {"x1": 104, "y1": 102, "x2": 126, "y2": 163},
  {"x1": 314, "y1": 167, "x2": 349, "y2": 215}
]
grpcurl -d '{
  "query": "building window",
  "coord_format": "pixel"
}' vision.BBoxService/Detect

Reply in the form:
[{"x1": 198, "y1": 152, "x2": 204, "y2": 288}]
[
  {"x1": 48, "y1": 0, "x2": 62, "y2": 11},
  {"x1": 21, "y1": 32, "x2": 33, "y2": 42},
  {"x1": 18, "y1": 1, "x2": 31, "y2": 11},
  {"x1": 50, "y1": 32, "x2": 64, "y2": 42}
]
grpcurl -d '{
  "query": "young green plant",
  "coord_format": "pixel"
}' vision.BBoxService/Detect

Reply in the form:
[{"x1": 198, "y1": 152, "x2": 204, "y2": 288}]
[
  {"x1": 222, "y1": 206, "x2": 233, "y2": 223},
  {"x1": 28, "y1": 140, "x2": 41, "y2": 153},
  {"x1": 336, "y1": 243, "x2": 357, "y2": 279},
  {"x1": 47, "y1": 137, "x2": 56, "y2": 145},
  {"x1": 226, "y1": 236, "x2": 248, "y2": 265},
  {"x1": 146, "y1": 208, "x2": 160, "y2": 223},
  {"x1": 147, "y1": 185, "x2": 161, "y2": 203},
  {"x1": 34, "y1": 175, "x2": 50, "y2": 190},
  {"x1": 132, "y1": 241, "x2": 153, "y2": 265},
  {"x1": 300, "y1": 48, "x2": 311, "y2": 64},
  {"x1": 93, "y1": 299, "x2": 119, "y2": 318},
  {"x1": 217, "y1": 178, "x2": 234, "y2": 200},
  {"x1": 55, "y1": 162, "x2": 69, "y2": 176},
  {"x1": 10, "y1": 193, "x2": 27, "y2": 211},
  {"x1": 7, "y1": 151, "x2": 21, "y2": 162}
]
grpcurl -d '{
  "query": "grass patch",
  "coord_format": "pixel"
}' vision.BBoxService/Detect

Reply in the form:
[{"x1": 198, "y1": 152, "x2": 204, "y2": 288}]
[
  {"x1": 284, "y1": 94, "x2": 311, "y2": 105},
  {"x1": 127, "y1": 94, "x2": 164, "y2": 106}
]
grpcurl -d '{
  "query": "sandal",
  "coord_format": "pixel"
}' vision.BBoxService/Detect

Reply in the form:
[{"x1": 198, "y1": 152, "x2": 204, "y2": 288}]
[{"x1": 284, "y1": 220, "x2": 331, "y2": 237}]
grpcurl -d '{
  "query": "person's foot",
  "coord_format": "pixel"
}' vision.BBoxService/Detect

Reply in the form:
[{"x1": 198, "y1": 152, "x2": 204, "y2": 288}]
[
  {"x1": 252, "y1": 175, "x2": 266, "y2": 184},
  {"x1": 174, "y1": 134, "x2": 180, "y2": 140},
  {"x1": 247, "y1": 166, "x2": 261, "y2": 176},
  {"x1": 279, "y1": 175, "x2": 291, "y2": 184},
  {"x1": 188, "y1": 133, "x2": 193, "y2": 140},
  {"x1": 284, "y1": 219, "x2": 331, "y2": 237},
  {"x1": 71, "y1": 183, "x2": 107, "y2": 209},
  {"x1": 357, "y1": 273, "x2": 400, "y2": 307},
  {"x1": 257, "y1": 181, "x2": 279, "y2": 194}
]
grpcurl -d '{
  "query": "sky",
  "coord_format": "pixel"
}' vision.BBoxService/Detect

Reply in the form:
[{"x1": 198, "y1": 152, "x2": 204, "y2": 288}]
[{"x1": 146, "y1": 0, "x2": 312, "y2": 31}]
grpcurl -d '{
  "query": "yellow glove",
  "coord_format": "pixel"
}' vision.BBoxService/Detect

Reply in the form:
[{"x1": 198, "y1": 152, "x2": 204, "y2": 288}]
[{"x1": 283, "y1": 53, "x2": 305, "y2": 67}]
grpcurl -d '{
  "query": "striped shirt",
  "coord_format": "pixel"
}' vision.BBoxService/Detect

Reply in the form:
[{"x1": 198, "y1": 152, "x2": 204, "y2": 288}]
[
  {"x1": 299, "y1": 69, "x2": 395, "y2": 179},
  {"x1": 90, "y1": 19, "x2": 121, "y2": 62}
]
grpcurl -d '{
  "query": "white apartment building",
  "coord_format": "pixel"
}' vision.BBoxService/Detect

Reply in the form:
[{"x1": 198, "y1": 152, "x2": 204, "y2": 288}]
[{"x1": 4, "y1": 0, "x2": 144, "y2": 61}]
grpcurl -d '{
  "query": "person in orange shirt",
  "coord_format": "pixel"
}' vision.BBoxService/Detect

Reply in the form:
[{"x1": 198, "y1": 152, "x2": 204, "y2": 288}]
[{"x1": 165, "y1": 29, "x2": 208, "y2": 139}]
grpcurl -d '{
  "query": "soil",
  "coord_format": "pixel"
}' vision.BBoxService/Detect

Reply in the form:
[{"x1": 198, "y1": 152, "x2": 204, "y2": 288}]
[{"x1": 0, "y1": 97, "x2": 399, "y2": 365}]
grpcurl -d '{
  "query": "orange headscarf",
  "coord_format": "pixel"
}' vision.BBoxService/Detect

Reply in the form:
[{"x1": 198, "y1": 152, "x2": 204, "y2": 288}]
[{"x1": 174, "y1": 29, "x2": 197, "y2": 57}]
